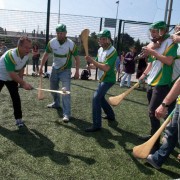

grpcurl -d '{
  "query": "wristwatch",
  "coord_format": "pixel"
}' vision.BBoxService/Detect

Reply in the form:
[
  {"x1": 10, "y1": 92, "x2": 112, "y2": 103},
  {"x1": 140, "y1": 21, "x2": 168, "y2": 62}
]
[{"x1": 161, "y1": 102, "x2": 169, "y2": 108}]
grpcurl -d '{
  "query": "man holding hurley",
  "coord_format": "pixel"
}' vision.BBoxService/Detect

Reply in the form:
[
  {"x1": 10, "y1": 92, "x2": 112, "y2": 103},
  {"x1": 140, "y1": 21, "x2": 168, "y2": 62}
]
[
  {"x1": 146, "y1": 77, "x2": 180, "y2": 169},
  {"x1": 85, "y1": 29, "x2": 117, "y2": 132},
  {"x1": 39, "y1": 24, "x2": 80, "y2": 123},
  {"x1": 138, "y1": 21, "x2": 178, "y2": 153}
]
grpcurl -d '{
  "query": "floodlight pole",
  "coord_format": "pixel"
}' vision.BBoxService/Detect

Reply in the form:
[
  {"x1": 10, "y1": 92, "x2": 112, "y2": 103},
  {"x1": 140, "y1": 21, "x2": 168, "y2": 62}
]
[
  {"x1": 114, "y1": 1, "x2": 119, "y2": 46},
  {"x1": 58, "y1": 0, "x2": 61, "y2": 24},
  {"x1": 167, "y1": 0, "x2": 173, "y2": 28},
  {"x1": 45, "y1": 0, "x2": 51, "y2": 73},
  {"x1": 164, "y1": 0, "x2": 169, "y2": 23}
]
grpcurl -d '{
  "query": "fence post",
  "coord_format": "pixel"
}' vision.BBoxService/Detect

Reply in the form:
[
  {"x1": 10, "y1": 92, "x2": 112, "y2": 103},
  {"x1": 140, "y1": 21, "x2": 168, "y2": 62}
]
[{"x1": 45, "y1": 0, "x2": 51, "y2": 73}]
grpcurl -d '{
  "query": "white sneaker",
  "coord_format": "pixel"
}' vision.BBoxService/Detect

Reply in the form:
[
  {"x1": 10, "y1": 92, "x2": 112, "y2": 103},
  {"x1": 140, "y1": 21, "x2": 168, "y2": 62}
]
[
  {"x1": 63, "y1": 115, "x2": 69, "y2": 123},
  {"x1": 16, "y1": 119, "x2": 24, "y2": 127}
]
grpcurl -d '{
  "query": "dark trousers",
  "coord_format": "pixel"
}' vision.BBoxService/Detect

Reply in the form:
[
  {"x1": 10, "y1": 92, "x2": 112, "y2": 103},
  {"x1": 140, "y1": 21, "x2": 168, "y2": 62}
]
[
  {"x1": 147, "y1": 85, "x2": 175, "y2": 153},
  {"x1": 0, "y1": 80, "x2": 22, "y2": 119},
  {"x1": 32, "y1": 58, "x2": 39, "y2": 72}
]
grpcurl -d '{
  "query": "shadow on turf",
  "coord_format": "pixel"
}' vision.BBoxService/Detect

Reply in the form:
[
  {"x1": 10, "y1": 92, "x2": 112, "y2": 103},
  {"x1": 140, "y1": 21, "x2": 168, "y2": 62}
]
[
  {"x1": 108, "y1": 121, "x2": 180, "y2": 178},
  {"x1": 57, "y1": 117, "x2": 180, "y2": 178},
  {"x1": 71, "y1": 82, "x2": 147, "y2": 106},
  {"x1": 0, "y1": 125, "x2": 95, "y2": 166}
]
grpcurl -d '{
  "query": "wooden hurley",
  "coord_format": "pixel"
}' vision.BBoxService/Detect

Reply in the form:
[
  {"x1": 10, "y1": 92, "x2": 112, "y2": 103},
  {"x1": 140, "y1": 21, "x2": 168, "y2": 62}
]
[
  {"x1": 25, "y1": 64, "x2": 28, "y2": 76},
  {"x1": 108, "y1": 82, "x2": 139, "y2": 106},
  {"x1": 133, "y1": 110, "x2": 174, "y2": 159},
  {"x1": 37, "y1": 75, "x2": 45, "y2": 100},
  {"x1": 81, "y1": 29, "x2": 90, "y2": 56},
  {"x1": 35, "y1": 88, "x2": 70, "y2": 95}
]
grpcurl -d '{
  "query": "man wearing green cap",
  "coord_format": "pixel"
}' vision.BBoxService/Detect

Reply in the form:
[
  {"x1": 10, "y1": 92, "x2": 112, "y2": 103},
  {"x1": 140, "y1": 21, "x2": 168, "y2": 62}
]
[
  {"x1": 138, "y1": 21, "x2": 178, "y2": 153},
  {"x1": 39, "y1": 24, "x2": 80, "y2": 122},
  {"x1": 84, "y1": 29, "x2": 117, "y2": 132}
]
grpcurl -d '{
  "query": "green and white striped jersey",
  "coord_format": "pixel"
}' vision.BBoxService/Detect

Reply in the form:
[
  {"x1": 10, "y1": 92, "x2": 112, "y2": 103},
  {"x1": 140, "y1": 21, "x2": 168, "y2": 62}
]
[
  {"x1": 0, "y1": 48, "x2": 29, "y2": 81},
  {"x1": 46, "y1": 37, "x2": 78, "y2": 70},
  {"x1": 147, "y1": 37, "x2": 178, "y2": 86}
]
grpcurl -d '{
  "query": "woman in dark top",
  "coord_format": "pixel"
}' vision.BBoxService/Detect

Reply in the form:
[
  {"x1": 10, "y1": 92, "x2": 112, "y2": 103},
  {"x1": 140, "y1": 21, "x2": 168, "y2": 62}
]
[
  {"x1": 135, "y1": 54, "x2": 147, "y2": 89},
  {"x1": 32, "y1": 44, "x2": 40, "y2": 76},
  {"x1": 120, "y1": 46, "x2": 137, "y2": 87}
]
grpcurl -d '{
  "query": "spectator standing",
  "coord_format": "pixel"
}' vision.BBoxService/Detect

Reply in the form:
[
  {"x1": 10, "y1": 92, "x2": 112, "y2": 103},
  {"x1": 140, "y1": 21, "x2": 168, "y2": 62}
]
[
  {"x1": 32, "y1": 44, "x2": 40, "y2": 76},
  {"x1": 0, "y1": 41, "x2": 8, "y2": 56},
  {"x1": 135, "y1": 54, "x2": 147, "y2": 89},
  {"x1": 120, "y1": 46, "x2": 137, "y2": 88}
]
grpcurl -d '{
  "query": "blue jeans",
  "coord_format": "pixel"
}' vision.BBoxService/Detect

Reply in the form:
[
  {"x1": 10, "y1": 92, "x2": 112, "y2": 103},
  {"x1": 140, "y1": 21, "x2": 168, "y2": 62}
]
[
  {"x1": 120, "y1": 73, "x2": 132, "y2": 87},
  {"x1": 92, "y1": 82, "x2": 115, "y2": 128},
  {"x1": 151, "y1": 104, "x2": 180, "y2": 167},
  {"x1": 49, "y1": 67, "x2": 71, "y2": 117}
]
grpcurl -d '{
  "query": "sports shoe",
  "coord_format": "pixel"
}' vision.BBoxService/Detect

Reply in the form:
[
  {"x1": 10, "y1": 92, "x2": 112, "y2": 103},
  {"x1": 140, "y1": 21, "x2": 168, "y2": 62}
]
[
  {"x1": 146, "y1": 154, "x2": 160, "y2": 169},
  {"x1": 47, "y1": 103, "x2": 60, "y2": 109},
  {"x1": 16, "y1": 119, "x2": 24, "y2": 127},
  {"x1": 63, "y1": 115, "x2": 69, "y2": 123}
]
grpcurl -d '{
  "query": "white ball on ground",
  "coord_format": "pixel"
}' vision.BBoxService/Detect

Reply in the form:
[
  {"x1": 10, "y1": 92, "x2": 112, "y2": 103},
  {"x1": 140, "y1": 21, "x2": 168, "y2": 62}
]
[{"x1": 62, "y1": 87, "x2": 66, "y2": 93}]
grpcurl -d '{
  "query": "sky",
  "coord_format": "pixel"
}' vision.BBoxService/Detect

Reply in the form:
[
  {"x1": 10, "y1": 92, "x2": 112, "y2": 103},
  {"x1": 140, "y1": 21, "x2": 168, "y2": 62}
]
[
  {"x1": 0, "y1": 0, "x2": 180, "y2": 25},
  {"x1": 0, "y1": 0, "x2": 180, "y2": 43}
]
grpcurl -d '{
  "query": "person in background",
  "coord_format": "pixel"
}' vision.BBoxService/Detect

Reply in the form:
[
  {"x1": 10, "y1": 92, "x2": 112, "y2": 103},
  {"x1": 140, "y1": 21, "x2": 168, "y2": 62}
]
[
  {"x1": 0, "y1": 41, "x2": 8, "y2": 56},
  {"x1": 32, "y1": 44, "x2": 40, "y2": 76},
  {"x1": 135, "y1": 53, "x2": 147, "y2": 90},
  {"x1": 138, "y1": 21, "x2": 178, "y2": 154},
  {"x1": 39, "y1": 24, "x2": 80, "y2": 123},
  {"x1": 84, "y1": 29, "x2": 117, "y2": 132},
  {"x1": 115, "y1": 52, "x2": 121, "y2": 81},
  {"x1": 0, "y1": 36, "x2": 33, "y2": 127},
  {"x1": 146, "y1": 77, "x2": 180, "y2": 169},
  {"x1": 120, "y1": 46, "x2": 137, "y2": 88}
]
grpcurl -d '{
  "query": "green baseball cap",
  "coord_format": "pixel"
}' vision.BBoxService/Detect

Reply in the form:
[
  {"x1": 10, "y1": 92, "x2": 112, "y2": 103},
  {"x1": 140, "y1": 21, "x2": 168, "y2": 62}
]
[
  {"x1": 98, "y1": 29, "x2": 111, "y2": 38},
  {"x1": 56, "y1": 24, "x2": 67, "y2": 32},
  {"x1": 149, "y1": 21, "x2": 167, "y2": 30}
]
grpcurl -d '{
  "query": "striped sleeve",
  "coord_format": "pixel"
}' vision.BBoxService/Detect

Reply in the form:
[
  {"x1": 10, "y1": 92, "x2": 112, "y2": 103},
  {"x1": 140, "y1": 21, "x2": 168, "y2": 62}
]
[
  {"x1": 71, "y1": 44, "x2": 78, "y2": 56},
  {"x1": 45, "y1": 41, "x2": 52, "y2": 53},
  {"x1": 105, "y1": 49, "x2": 117, "y2": 67},
  {"x1": 4, "y1": 51, "x2": 16, "y2": 71}
]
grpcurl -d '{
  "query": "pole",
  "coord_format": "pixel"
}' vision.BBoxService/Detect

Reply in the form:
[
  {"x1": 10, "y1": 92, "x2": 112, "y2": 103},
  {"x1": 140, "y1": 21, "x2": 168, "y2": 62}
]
[
  {"x1": 167, "y1": 0, "x2": 173, "y2": 28},
  {"x1": 45, "y1": 0, "x2": 51, "y2": 73},
  {"x1": 58, "y1": 0, "x2": 61, "y2": 24},
  {"x1": 114, "y1": 1, "x2": 119, "y2": 46},
  {"x1": 164, "y1": 0, "x2": 169, "y2": 23}
]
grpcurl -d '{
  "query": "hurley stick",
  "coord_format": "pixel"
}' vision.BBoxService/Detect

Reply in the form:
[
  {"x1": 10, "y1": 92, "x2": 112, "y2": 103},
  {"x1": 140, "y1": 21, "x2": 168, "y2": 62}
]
[
  {"x1": 25, "y1": 64, "x2": 28, "y2": 76},
  {"x1": 133, "y1": 109, "x2": 174, "y2": 159},
  {"x1": 108, "y1": 82, "x2": 139, "y2": 106},
  {"x1": 81, "y1": 29, "x2": 90, "y2": 56},
  {"x1": 35, "y1": 88, "x2": 70, "y2": 95},
  {"x1": 37, "y1": 75, "x2": 45, "y2": 100}
]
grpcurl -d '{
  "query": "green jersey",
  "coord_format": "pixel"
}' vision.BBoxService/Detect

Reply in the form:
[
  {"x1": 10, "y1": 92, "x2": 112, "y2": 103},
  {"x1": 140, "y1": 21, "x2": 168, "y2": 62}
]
[
  {"x1": 147, "y1": 37, "x2": 178, "y2": 86},
  {"x1": 96, "y1": 44, "x2": 117, "y2": 83},
  {"x1": 0, "y1": 48, "x2": 29, "y2": 81},
  {"x1": 46, "y1": 37, "x2": 78, "y2": 70}
]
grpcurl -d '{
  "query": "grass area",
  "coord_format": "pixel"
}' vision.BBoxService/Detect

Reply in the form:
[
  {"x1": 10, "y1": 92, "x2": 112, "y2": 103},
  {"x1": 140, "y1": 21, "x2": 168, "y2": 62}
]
[{"x1": 0, "y1": 77, "x2": 179, "y2": 179}]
